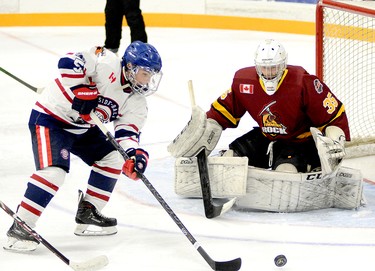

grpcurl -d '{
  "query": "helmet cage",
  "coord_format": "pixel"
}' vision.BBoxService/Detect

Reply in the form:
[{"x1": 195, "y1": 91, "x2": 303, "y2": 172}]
[
  {"x1": 255, "y1": 60, "x2": 286, "y2": 87},
  {"x1": 124, "y1": 65, "x2": 163, "y2": 96}
]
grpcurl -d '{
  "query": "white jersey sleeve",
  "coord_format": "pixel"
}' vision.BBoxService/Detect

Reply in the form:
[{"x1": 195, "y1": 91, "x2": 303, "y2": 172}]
[
  {"x1": 114, "y1": 93, "x2": 148, "y2": 151},
  {"x1": 58, "y1": 47, "x2": 99, "y2": 87}
]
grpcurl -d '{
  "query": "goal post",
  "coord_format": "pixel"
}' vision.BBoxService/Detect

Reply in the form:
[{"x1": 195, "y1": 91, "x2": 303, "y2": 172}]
[{"x1": 316, "y1": 0, "x2": 375, "y2": 157}]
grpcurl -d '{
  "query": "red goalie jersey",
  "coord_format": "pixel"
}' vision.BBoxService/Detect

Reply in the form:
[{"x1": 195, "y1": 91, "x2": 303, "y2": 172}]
[{"x1": 207, "y1": 65, "x2": 350, "y2": 143}]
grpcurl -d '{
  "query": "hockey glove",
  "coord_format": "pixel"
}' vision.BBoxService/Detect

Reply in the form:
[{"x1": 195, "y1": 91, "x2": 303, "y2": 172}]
[
  {"x1": 71, "y1": 83, "x2": 99, "y2": 122},
  {"x1": 122, "y1": 148, "x2": 149, "y2": 180},
  {"x1": 311, "y1": 127, "x2": 346, "y2": 175}
]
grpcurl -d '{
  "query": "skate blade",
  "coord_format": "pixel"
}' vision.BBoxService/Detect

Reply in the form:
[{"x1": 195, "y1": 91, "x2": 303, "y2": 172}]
[
  {"x1": 3, "y1": 237, "x2": 38, "y2": 252},
  {"x1": 74, "y1": 224, "x2": 117, "y2": 236}
]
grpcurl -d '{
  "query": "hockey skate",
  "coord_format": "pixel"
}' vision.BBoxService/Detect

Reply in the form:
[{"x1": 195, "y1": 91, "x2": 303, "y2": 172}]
[
  {"x1": 74, "y1": 191, "x2": 117, "y2": 236},
  {"x1": 3, "y1": 221, "x2": 40, "y2": 252}
]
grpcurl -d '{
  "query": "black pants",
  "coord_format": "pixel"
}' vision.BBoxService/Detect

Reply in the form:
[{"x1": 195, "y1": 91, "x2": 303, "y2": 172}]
[
  {"x1": 104, "y1": 0, "x2": 147, "y2": 50},
  {"x1": 229, "y1": 128, "x2": 321, "y2": 172}
]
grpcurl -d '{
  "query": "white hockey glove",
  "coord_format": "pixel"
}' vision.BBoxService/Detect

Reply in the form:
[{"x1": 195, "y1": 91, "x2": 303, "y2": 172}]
[{"x1": 311, "y1": 126, "x2": 346, "y2": 175}]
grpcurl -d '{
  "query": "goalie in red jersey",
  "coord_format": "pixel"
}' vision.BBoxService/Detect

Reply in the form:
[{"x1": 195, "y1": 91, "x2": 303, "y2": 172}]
[{"x1": 169, "y1": 39, "x2": 349, "y2": 176}]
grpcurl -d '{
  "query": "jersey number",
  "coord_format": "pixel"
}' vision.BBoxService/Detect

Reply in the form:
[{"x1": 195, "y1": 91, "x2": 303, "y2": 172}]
[{"x1": 323, "y1": 93, "x2": 338, "y2": 114}]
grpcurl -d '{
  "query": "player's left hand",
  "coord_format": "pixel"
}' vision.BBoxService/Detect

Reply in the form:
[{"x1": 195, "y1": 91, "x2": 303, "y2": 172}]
[
  {"x1": 71, "y1": 83, "x2": 98, "y2": 122},
  {"x1": 122, "y1": 148, "x2": 149, "y2": 180}
]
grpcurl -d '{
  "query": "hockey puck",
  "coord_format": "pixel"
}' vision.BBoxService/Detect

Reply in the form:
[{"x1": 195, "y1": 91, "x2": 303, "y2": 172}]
[{"x1": 274, "y1": 254, "x2": 287, "y2": 267}]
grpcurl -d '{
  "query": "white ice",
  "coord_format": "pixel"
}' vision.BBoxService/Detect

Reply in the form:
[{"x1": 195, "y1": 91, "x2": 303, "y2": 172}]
[{"x1": 0, "y1": 26, "x2": 375, "y2": 271}]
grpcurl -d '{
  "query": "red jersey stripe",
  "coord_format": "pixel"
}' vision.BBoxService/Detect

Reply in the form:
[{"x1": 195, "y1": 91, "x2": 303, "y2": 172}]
[{"x1": 55, "y1": 78, "x2": 73, "y2": 103}]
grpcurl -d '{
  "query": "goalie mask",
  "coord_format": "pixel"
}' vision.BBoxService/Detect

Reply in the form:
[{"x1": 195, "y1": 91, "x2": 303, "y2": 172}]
[
  {"x1": 254, "y1": 39, "x2": 287, "y2": 95},
  {"x1": 122, "y1": 41, "x2": 163, "y2": 96}
]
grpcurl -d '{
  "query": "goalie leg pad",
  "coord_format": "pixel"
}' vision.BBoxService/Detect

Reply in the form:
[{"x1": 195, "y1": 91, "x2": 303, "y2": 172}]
[
  {"x1": 235, "y1": 166, "x2": 363, "y2": 212},
  {"x1": 333, "y1": 167, "x2": 364, "y2": 209},
  {"x1": 174, "y1": 156, "x2": 248, "y2": 198}
]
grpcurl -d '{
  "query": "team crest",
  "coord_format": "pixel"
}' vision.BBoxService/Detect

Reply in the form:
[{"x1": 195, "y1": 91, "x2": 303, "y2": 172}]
[
  {"x1": 60, "y1": 149, "x2": 69, "y2": 160},
  {"x1": 96, "y1": 96, "x2": 119, "y2": 123},
  {"x1": 259, "y1": 101, "x2": 287, "y2": 136}
]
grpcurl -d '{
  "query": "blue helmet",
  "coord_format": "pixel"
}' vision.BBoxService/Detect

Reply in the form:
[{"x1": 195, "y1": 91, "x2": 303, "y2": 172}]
[
  {"x1": 122, "y1": 41, "x2": 163, "y2": 96},
  {"x1": 122, "y1": 41, "x2": 162, "y2": 72}
]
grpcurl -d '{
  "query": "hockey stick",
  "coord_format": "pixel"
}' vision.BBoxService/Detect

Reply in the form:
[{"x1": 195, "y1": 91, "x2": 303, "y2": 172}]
[
  {"x1": 0, "y1": 200, "x2": 108, "y2": 271},
  {"x1": 196, "y1": 149, "x2": 237, "y2": 218},
  {"x1": 188, "y1": 80, "x2": 236, "y2": 218},
  {"x1": 0, "y1": 67, "x2": 44, "y2": 94},
  {"x1": 89, "y1": 112, "x2": 242, "y2": 271}
]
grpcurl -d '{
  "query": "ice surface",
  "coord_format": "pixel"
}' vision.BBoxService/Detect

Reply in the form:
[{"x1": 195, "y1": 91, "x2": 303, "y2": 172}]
[{"x1": 0, "y1": 26, "x2": 374, "y2": 271}]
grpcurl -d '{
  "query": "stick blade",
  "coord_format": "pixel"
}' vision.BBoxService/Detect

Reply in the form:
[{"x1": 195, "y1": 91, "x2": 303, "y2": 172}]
[
  {"x1": 214, "y1": 257, "x2": 242, "y2": 271},
  {"x1": 205, "y1": 197, "x2": 237, "y2": 219},
  {"x1": 69, "y1": 255, "x2": 109, "y2": 271},
  {"x1": 219, "y1": 197, "x2": 237, "y2": 215}
]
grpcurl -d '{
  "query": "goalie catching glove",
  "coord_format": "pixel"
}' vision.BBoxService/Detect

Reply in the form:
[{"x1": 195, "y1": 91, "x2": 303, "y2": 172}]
[
  {"x1": 311, "y1": 126, "x2": 346, "y2": 175},
  {"x1": 123, "y1": 148, "x2": 149, "y2": 180},
  {"x1": 71, "y1": 83, "x2": 99, "y2": 122}
]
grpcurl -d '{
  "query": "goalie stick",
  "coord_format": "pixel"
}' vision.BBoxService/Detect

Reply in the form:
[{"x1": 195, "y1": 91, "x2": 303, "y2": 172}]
[
  {"x1": 187, "y1": 80, "x2": 236, "y2": 219},
  {"x1": 196, "y1": 149, "x2": 237, "y2": 218},
  {"x1": 0, "y1": 67, "x2": 44, "y2": 94},
  {"x1": 89, "y1": 112, "x2": 242, "y2": 271},
  {"x1": 0, "y1": 200, "x2": 108, "y2": 271}
]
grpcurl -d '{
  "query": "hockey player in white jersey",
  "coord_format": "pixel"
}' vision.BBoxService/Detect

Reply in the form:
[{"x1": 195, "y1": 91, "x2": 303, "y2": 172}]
[{"x1": 4, "y1": 41, "x2": 163, "y2": 252}]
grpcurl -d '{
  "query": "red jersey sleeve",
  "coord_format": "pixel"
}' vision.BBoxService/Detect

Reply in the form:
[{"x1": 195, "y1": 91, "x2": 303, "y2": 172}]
[
  {"x1": 302, "y1": 75, "x2": 350, "y2": 140},
  {"x1": 207, "y1": 67, "x2": 258, "y2": 129}
]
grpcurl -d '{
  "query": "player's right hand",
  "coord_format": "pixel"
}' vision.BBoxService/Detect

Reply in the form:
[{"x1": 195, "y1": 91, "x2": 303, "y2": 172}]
[{"x1": 71, "y1": 83, "x2": 98, "y2": 122}]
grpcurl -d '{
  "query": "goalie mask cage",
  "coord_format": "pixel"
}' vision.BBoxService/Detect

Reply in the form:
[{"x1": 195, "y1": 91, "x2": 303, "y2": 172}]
[{"x1": 316, "y1": 0, "x2": 375, "y2": 158}]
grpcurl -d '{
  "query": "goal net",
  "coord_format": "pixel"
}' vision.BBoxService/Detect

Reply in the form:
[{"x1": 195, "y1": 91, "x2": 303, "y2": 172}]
[{"x1": 316, "y1": 0, "x2": 375, "y2": 157}]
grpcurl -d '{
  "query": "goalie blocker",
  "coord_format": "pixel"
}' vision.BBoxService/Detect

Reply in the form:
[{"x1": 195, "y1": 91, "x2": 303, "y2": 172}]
[
  {"x1": 168, "y1": 106, "x2": 222, "y2": 157},
  {"x1": 174, "y1": 151, "x2": 365, "y2": 212}
]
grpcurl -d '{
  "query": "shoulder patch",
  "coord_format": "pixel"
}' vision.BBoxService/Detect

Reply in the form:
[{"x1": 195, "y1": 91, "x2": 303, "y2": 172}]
[{"x1": 313, "y1": 79, "x2": 323, "y2": 94}]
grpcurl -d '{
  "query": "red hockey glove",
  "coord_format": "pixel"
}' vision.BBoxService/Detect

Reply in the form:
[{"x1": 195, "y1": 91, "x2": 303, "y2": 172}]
[
  {"x1": 71, "y1": 83, "x2": 98, "y2": 122},
  {"x1": 122, "y1": 148, "x2": 149, "y2": 180}
]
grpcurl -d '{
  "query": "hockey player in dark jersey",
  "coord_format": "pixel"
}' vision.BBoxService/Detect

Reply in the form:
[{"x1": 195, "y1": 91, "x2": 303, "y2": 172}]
[{"x1": 169, "y1": 39, "x2": 348, "y2": 175}]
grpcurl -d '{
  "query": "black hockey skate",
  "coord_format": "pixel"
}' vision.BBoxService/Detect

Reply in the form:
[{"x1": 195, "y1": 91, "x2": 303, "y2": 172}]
[
  {"x1": 3, "y1": 221, "x2": 40, "y2": 252},
  {"x1": 74, "y1": 190, "x2": 117, "y2": 236}
]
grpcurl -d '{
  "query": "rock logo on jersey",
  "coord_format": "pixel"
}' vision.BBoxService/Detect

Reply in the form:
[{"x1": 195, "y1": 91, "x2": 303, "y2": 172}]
[{"x1": 259, "y1": 101, "x2": 287, "y2": 137}]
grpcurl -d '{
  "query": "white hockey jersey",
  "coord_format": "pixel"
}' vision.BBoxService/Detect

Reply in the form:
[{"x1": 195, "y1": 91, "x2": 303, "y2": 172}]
[{"x1": 33, "y1": 46, "x2": 147, "y2": 150}]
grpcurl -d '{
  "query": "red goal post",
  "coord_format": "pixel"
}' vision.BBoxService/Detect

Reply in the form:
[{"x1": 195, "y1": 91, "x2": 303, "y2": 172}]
[{"x1": 316, "y1": 0, "x2": 375, "y2": 157}]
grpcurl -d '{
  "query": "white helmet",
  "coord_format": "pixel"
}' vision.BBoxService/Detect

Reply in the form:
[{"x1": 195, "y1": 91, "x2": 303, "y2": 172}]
[{"x1": 254, "y1": 39, "x2": 287, "y2": 95}]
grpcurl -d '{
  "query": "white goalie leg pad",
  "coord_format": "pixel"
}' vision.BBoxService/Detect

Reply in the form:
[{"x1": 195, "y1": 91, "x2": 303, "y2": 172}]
[
  {"x1": 174, "y1": 156, "x2": 248, "y2": 198},
  {"x1": 236, "y1": 166, "x2": 364, "y2": 212},
  {"x1": 333, "y1": 166, "x2": 364, "y2": 209},
  {"x1": 168, "y1": 106, "x2": 222, "y2": 157}
]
